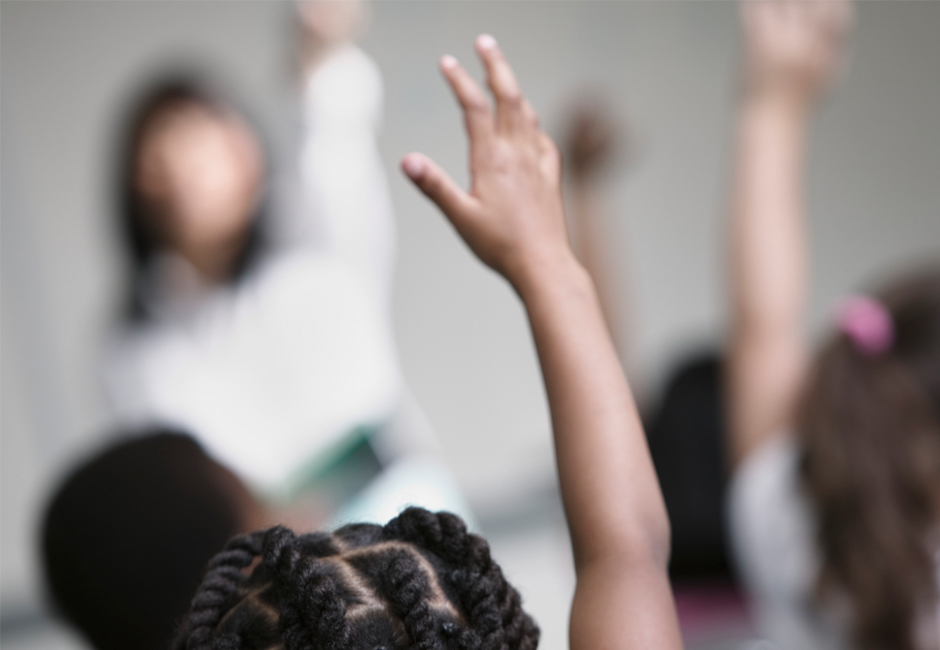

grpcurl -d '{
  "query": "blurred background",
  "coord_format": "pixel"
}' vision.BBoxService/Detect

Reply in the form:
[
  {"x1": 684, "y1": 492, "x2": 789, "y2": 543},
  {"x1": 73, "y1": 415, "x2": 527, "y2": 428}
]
[{"x1": 2, "y1": 2, "x2": 939, "y2": 650}]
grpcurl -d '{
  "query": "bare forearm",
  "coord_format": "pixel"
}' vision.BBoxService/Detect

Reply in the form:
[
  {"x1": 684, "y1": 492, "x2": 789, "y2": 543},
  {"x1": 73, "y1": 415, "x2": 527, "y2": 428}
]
[
  {"x1": 513, "y1": 254, "x2": 676, "y2": 649},
  {"x1": 732, "y1": 95, "x2": 809, "y2": 336},
  {"x1": 728, "y1": 94, "x2": 812, "y2": 463},
  {"x1": 513, "y1": 254, "x2": 668, "y2": 569}
]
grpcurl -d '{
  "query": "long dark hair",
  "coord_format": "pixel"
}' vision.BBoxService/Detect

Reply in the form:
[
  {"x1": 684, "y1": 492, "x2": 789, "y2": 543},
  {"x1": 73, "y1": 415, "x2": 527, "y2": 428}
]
[
  {"x1": 116, "y1": 75, "x2": 267, "y2": 321},
  {"x1": 173, "y1": 508, "x2": 540, "y2": 650},
  {"x1": 799, "y1": 267, "x2": 940, "y2": 650}
]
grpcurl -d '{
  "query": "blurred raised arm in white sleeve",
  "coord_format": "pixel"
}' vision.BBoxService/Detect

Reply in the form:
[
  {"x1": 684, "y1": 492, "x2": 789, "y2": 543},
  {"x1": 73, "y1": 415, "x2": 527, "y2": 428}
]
[{"x1": 295, "y1": 0, "x2": 397, "y2": 313}]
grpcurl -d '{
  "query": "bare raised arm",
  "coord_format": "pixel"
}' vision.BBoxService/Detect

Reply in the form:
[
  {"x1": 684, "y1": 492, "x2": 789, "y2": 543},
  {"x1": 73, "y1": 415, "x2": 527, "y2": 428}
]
[
  {"x1": 728, "y1": 0, "x2": 852, "y2": 466},
  {"x1": 401, "y1": 36, "x2": 681, "y2": 650},
  {"x1": 564, "y1": 106, "x2": 631, "y2": 370}
]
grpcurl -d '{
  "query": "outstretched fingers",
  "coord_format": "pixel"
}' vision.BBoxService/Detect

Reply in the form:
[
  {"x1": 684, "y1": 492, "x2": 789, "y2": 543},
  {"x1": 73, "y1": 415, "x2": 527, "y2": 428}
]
[
  {"x1": 475, "y1": 34, "x2": 532, "y2": 135},
  {"x1": 440, "y1": 55, "x2": 495, "y2": 146},
  {"x1": 401, "y1": 153, "x2": 480, "y2": 226}
]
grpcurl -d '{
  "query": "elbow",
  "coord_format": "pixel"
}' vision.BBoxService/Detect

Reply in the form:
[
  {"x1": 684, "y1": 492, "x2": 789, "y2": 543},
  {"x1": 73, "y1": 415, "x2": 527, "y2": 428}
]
[
  {"x1": 645, "y1": 507, "x2": 672, "y2": 572},
  {"x1": 577, "y1": 508, "x2": 672, "y2": 576},
  {"x1": 624, "y1": 503, "x2": 673, "y2": 573}
]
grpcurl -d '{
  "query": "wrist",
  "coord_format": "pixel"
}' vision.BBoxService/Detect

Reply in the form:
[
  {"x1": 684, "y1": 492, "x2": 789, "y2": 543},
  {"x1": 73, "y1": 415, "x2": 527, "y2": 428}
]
[
  {"x1": 740, "y1": 86, "x2": 814, "y2": 137},
  {"x1": 742, "y1": 75, "x2": 817, "y2": 122},
  {"x1": 508, "y1": 246, "x2": 590, "y2": 305}
]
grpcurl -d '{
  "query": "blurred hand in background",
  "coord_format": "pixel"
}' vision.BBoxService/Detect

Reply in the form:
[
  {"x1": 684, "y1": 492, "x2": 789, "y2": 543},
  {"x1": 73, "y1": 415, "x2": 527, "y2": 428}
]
[{"x1": 742, "y1": 0, "x2": 853, "y2": 109}]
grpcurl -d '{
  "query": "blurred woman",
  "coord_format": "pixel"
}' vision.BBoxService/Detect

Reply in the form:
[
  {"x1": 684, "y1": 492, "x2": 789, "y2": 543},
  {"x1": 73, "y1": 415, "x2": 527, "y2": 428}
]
[
  {"x1": 102, "y1": 8, "x2": 465, "y2": 525},
  {"x1": 725, "y1": 1, "x2": 940, "y2": 649}
]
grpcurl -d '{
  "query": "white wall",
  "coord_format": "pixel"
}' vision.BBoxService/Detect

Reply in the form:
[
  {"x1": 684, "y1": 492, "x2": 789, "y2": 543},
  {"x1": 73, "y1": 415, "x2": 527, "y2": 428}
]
[{"x1": 3, "y1": 0, "x2": 939, "y2": 614}]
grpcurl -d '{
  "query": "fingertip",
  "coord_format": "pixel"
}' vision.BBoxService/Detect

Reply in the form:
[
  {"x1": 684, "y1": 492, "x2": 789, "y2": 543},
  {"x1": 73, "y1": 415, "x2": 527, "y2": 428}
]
[
  {"x1": 440, "y1": 55, "x2": 458, "y2": 72},
  {"x1": 401, "y1": 154, "x2": 425, "y2": 181},
  {"x1": 476, "y1": 34, "x2": 498, "y2": 54}
]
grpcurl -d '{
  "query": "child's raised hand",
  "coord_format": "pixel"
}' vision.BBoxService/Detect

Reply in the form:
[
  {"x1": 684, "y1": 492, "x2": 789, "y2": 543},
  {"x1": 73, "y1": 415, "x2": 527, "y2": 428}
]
[
  {"x1": 403, "y1": 36, "x2": 683, "y2": 650},
  {"x1": 401, "y1": 35, "x2": 571, "y2": 289},
  {"x1": 742, "y1": 0, "x2": 853, "y2": 107}
]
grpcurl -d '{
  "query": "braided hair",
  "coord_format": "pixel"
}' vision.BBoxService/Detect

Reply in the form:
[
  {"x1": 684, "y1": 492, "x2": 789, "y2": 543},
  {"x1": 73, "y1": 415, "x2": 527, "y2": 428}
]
[{"x1": 174, "y1": 508, "x2": 540, "y2": 650}]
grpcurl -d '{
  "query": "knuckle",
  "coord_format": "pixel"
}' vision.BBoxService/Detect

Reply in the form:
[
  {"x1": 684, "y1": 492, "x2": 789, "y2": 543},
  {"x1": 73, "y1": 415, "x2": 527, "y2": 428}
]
[
  {"x1": 489, "y1": 146, "x2": 513, "y2": 173},
  {"x1": 465, "y1": 93, "x2": 489, "y2": 113},
  {"x1": 502, "y1": 89, "x2": 523, "y2": 107}
]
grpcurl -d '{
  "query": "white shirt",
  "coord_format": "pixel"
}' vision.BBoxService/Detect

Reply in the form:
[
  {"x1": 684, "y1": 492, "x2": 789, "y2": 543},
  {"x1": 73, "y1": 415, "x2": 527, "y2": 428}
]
[{"x1": 102, "y1": 47, "x2": 406, "y2": 498}]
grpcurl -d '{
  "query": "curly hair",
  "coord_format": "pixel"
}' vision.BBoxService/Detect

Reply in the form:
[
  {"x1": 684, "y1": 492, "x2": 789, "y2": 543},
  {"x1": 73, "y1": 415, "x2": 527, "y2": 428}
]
[{"x1": 173, "y1": 508, "x2": 540, "y2": 650}]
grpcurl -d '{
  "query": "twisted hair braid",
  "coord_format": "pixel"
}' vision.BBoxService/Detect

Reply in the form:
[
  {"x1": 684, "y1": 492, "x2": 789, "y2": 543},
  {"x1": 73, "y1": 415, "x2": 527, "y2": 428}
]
[
  {"x1": 174, "y1": 508, "x2": 539, "y2": 650},
  {"x1": 348, "y1": 548, "x2": 440, "y2": 650},
  {"x1": 263, "y1": 526, "x2": 351, "y2": 650},
  {"x1": 173, "y1": 531, "x2": 264, "y2": 650},
  {"x1": 384, "y1": 510, "x2": 539, "y2": 650}
]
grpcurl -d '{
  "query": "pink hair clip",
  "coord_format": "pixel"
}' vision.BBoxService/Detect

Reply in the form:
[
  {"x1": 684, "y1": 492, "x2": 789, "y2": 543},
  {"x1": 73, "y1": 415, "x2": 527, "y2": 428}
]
[{"x1": 836, "y1": 295, "x2": 894, "y2": 355}]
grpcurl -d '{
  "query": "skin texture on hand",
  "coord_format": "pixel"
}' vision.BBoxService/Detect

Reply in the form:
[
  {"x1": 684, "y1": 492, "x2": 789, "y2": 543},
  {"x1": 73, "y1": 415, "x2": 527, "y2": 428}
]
[{"x1": 402, "y1": 36, "x2": 682, "y2": 650}]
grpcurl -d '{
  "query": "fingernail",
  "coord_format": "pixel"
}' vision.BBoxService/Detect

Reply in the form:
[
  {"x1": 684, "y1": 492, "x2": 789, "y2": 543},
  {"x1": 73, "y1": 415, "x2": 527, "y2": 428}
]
[
  {"x1": 402, "y1": 155, "x2": 424, "y2": 179},
  {"x1": 440, "y1": 55, "x2": 458, "y2": 70},
  {"x1": 477, "y1": 34, "x2": 497, "y2": 51}
]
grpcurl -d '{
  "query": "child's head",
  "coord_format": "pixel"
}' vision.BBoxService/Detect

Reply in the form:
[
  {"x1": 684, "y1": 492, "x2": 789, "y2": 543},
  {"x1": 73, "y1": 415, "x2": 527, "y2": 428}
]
[
  {"x1": 117, "y1": 75, "x2": 267, "y2": 314},
  {"x1": 798, "y1": 267, "x2": 940, "y2": 650},
  {"x1": 42, "y1": 430, "x2": 264, "y2": 650},
  {"x1": 173, "y1": 508, "x2": 539, "y2": 650}
]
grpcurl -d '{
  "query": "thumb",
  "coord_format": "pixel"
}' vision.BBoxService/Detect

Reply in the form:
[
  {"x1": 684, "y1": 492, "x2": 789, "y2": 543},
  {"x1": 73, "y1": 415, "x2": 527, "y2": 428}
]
[{"x1": 401, "y1": 153, "x2": 478, "y2": 225}]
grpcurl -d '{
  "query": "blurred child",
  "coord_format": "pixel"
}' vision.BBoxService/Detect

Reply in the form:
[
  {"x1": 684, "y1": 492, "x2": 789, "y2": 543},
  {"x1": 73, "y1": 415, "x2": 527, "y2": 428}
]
[
  {"x1": 725, "y1": 1, "x2": 940, "y2": 648},
  {"x1": 103, "y1": 4, "x2": 467, "y2": 524},
  {"x1": 42, "y1": 431, "x2": 267, "y2": 650},
  {"x1": 172, "y1": 36, "x2": 683, "y2": 650}
]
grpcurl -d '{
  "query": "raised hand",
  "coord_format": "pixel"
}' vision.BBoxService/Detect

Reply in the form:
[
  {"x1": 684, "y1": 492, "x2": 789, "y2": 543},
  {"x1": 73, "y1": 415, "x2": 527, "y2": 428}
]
[
  {"x1": 403, "y1": 37, "x2": 681, "y2": 650},
  {"x1": 297, "y1": 0, "x2": 365, "y2": 50},
  {"x1": 742, "y1": 0, "x2": 853, "y2": 107},
  {"x1": 401, "y1": 35, "x2": 570, "y2": 290},
  {"x1": 564, "y1": 102, "x2": 622, "y2": 185}
]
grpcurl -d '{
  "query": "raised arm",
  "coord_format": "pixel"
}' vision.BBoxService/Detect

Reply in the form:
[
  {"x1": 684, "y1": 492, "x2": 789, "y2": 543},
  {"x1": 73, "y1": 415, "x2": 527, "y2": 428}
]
[
  {"x1": 401, "y1": 36, "x2": 681, "y2": 650},
  {"x1": 564, "y1": 105, "x2": 631, "y2": 369},
  {"x1": 296, "y1": 0, "x2": 397, "y2": 312},
  {"x1": 728, "y1": 0, "x2": 852, "y2": 466}
]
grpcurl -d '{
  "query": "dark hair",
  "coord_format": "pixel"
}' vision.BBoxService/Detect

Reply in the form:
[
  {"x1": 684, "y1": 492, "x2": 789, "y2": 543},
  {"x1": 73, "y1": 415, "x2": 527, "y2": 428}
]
[
  {"x1": 798, "y1": 268, "x2": 940, "y2": 650},
  {"x1": 173, "y1": 507, "x2": 540, "y2": 650},
  {"x1": 645, "y1": 352, "x2": 732, "y2": 581},
  {"x1": 42, "y1": 430, "x2": 258, "y2": 650},
  {"x1": 116, "y1": 76, "x2": 267, "y2": 321}
]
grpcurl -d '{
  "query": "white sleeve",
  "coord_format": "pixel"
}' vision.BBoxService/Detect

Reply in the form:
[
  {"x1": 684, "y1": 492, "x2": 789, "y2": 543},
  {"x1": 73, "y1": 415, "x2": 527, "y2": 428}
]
[
  {"x1": 298, "y1": 45, "x2": 396, "y2": 314},
  {"x1": 727, "y1": 436, "x2": 845, "y2": 650}
]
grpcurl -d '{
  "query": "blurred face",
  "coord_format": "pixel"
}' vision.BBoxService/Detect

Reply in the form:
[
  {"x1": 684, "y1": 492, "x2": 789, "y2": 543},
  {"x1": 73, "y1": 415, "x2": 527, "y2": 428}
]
[{"x1": 135, "y1": 103, "x2": 263, "y2": 262}]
